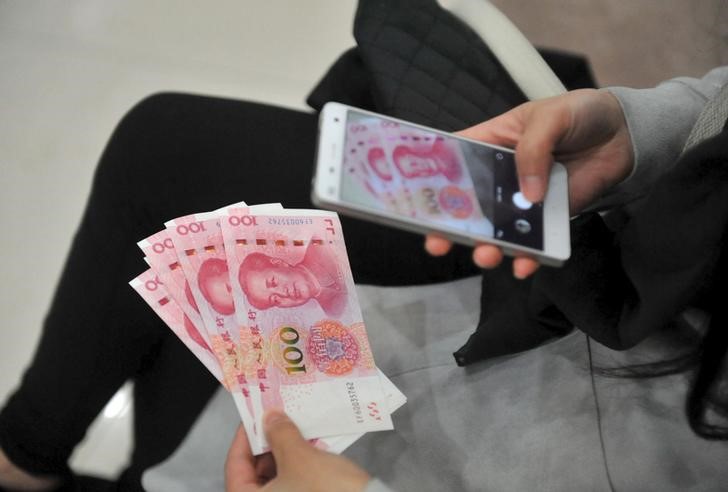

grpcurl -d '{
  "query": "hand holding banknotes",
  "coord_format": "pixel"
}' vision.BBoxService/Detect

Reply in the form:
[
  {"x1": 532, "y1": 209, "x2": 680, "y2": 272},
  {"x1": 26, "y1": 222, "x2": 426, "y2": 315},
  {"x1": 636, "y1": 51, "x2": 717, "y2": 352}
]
[
  {"x1": 426, "y1": 88, "x2": 634, "y2": 279},
  {"x1": 225, "y1": 410, "x2": 370, "y2": 492},
  {"x1": 132, "y1": 203, "x2": 406, "y2": 456}
]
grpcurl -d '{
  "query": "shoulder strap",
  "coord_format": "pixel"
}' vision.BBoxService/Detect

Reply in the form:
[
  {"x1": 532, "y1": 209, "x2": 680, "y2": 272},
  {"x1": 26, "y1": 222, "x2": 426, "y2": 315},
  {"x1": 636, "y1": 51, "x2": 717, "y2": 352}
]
[{"x1": 447, "y1": 0, "x2": 566, "y2": 100}]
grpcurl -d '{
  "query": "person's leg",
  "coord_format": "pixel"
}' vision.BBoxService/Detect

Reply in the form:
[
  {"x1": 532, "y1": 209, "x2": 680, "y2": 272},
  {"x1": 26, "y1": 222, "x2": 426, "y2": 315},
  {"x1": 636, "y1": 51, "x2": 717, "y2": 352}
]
[
  {"x1": 102, "y1": 92, "x2": 477, "y2": 286},
  {"x1": 0, "y1": 94, "x2": 226, "y2": 490},
  {"x1": 0, "y1": 93, "x2": 477, "y2": 489}
]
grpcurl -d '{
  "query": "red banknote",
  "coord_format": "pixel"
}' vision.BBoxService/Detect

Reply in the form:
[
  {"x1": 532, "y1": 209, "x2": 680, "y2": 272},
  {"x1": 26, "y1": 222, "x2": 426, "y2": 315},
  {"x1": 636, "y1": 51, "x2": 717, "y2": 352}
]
[{"x1": 131, "y1": 202, "x2": 405, "y2": 455}]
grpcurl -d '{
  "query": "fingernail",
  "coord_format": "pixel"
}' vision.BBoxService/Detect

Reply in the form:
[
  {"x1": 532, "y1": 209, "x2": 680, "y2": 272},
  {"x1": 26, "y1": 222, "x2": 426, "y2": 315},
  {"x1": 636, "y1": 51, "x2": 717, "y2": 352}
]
[
  {"x1": 520, "y1": 175, "x2": 544, "y2": 203},
  {"x1": 472, "y1": 249, "x2": 487, "y2": 269},
  {"x1": 473, "y1": 255, "x2": 489, "y2": 269},
  {"x1": 264, "y1": 409, "x2": 287, "y2": 426}
]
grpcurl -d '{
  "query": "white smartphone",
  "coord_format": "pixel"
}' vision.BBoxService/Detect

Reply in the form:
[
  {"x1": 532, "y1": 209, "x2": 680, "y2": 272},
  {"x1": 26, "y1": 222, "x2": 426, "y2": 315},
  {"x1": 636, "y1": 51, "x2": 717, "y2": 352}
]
[{"x1": 311, "y1": 102, "x2": 570, "y2": 266}]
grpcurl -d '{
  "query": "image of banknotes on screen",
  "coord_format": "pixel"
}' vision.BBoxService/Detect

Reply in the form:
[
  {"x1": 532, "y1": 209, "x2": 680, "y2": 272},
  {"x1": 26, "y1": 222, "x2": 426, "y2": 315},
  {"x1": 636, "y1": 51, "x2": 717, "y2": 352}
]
[{"x1": 340, "y1": 111, "x2": 543, "y2": 250}]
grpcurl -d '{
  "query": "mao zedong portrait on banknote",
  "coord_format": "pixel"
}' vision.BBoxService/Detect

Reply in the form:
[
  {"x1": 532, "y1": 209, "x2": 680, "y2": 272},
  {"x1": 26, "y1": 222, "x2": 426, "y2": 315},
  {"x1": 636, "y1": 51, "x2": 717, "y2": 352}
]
[{"x1": 237, "y1": 240, "x2": 346, "y2": 317}]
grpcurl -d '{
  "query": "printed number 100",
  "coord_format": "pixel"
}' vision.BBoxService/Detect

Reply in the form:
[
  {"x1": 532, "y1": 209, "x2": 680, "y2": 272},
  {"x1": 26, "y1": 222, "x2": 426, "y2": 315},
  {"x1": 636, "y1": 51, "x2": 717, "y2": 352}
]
[{"x1": 279, "y1": 326, "x2": 306, "y2": 375}]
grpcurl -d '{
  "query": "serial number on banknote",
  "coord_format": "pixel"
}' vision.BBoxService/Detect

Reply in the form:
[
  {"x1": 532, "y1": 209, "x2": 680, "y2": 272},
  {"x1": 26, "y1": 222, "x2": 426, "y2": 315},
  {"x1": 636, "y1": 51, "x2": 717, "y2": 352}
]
[
  {"x1": 266, "y1": 217, "x2": 314, "y2": 226},
  {"x1": 346, "y1": 381, "x2": 365, "y2": 424}
]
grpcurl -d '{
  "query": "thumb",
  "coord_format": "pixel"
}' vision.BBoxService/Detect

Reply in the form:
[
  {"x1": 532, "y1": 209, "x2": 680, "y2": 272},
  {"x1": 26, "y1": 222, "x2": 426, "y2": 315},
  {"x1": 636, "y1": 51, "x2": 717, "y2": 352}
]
[
  {"x1": 264, "y1": 410, "x2": 309, "y2": 465},
  {"x1": 513, "y1": 100, "x2": 570, "y2": 204}
]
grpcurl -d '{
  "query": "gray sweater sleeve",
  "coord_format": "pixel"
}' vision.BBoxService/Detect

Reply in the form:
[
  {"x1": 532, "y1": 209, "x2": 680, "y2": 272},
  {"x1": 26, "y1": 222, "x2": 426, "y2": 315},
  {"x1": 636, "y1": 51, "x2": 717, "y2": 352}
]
[{"x1": 600, "y1": 66, "x2": 728, "y2": 203}]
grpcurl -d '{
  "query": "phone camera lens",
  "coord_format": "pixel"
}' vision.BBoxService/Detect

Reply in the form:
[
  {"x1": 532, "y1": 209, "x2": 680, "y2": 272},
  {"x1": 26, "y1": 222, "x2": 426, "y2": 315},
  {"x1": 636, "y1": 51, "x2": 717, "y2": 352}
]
[{"x1": 515, "y1": 219, "x2": 531, "y2": 234}]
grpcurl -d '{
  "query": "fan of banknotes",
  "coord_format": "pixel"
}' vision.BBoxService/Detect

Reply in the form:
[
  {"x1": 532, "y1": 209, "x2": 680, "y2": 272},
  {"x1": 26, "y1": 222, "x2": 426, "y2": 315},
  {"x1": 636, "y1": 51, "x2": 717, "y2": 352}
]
[{"x1": 130, "y1": 201, "x2": 405, "y2": 455}]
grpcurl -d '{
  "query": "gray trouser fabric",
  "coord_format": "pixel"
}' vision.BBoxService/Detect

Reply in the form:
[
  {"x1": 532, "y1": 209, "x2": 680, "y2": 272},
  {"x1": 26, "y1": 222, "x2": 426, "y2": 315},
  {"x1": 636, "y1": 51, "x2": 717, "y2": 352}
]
[{"x1": 143, "y1": 277, "x2": 728, "y2": 492}]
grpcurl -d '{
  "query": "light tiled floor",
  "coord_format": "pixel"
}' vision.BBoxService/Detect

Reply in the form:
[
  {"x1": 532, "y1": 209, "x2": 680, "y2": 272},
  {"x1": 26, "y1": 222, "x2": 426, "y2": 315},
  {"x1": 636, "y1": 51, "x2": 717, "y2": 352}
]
[{"x1": 1, "y1": 0, "x2": 725, "y2": 481}]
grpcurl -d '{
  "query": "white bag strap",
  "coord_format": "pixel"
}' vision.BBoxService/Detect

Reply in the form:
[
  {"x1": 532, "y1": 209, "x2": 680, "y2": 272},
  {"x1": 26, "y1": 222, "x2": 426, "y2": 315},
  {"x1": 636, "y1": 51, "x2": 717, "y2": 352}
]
[{"x1": 447, "y1": 0, "x2": 567, "y2": 100}]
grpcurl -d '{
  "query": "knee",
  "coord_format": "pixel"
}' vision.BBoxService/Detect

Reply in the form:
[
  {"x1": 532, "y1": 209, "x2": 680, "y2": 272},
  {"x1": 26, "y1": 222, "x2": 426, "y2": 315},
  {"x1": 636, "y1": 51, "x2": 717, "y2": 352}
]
[
  {"x1": 119, "y1": 92, "x2": 189, "y2": 124},
  {"x1": 108, "y1": 92, "x2": 189, "y2": 148},
  {"x1": 94, "y1": 92, "x2": 193, "y2": 185}
]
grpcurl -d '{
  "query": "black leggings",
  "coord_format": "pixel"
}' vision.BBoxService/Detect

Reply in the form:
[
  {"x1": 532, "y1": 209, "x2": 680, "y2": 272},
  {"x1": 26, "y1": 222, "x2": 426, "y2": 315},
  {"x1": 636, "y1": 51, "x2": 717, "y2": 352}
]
[{"x1": 0, "y1": 94, "x2": 477, "y2": 488}]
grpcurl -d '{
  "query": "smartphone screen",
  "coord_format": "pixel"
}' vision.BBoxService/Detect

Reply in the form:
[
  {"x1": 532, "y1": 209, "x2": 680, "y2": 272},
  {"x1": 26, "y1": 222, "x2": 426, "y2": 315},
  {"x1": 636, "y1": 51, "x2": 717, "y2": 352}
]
[{"x1": 340, "y1": 111, "x2": 544, "y2": 250}]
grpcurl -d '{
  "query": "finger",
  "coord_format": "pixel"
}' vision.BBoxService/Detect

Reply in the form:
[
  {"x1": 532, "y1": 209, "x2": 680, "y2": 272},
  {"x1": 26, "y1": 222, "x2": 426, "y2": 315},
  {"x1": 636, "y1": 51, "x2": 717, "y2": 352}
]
[
  {"x1": 472, "y1": 244, "x2": 503, "y2": 269},
  {"x1": 512, "y1": 257, "x2": 540, "y2": 279},
  {"x1": 456, "y1": 110, "x2": 524, "y2": 148},
  {"x1": 263, "y1": 410, "x2": 309, "y2": 468},
  {"x1": 225, "y1": 424, "x2": 260, "y2": 492},
  {"x1": 513, "y1": 101, "x2": 571, "y2": 204},
  {"x1": 254, "y1": 453, "x2": 276, "y2": 484},
  {"x1": 425, "y1": 234, "x2": 452, "y2": 256}
]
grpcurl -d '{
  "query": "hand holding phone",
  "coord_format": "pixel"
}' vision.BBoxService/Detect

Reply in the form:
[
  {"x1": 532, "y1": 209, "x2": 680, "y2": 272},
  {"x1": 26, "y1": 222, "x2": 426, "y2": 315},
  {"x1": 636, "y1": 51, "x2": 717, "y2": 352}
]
[
  {"x1": 433, "y1": 89, "x2": 633, "y2": 277},
  {"x1": 312, "y1": 102, "x2": 572, "y2": 268}
]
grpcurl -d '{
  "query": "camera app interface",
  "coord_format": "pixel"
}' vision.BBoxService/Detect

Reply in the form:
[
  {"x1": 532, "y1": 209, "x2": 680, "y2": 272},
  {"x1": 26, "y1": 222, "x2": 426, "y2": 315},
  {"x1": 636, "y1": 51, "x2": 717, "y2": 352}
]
[{"x1": 340, "y1": 112, "x2": 543, "y2": 250}]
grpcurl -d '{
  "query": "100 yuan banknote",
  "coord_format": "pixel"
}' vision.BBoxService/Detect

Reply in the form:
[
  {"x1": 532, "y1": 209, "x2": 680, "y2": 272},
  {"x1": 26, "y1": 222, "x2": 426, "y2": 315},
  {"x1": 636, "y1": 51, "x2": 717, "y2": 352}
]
[
  {"x1": 164, "y1": 208, "x2": 264, "y2": 450},
  {"x1": 138, "y1": 230, "x2": 214, "y2": 355},
  {"x1": 130, "y1": 269, "x2": 224, "y2": 383},
  {"x1": 221, "y1": 208, "x2": 392, "y2": 450}
]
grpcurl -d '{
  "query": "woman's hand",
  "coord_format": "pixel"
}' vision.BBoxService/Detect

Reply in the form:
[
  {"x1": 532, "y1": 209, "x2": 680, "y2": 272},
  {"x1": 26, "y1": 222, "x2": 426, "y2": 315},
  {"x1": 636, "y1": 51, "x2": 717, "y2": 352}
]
[
  {"x1": 426, "y1": 88, "x2": 633, "y2": 278},
  {"x1": 225, "y1": 411, "x2": 371, "y2": 492}
]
